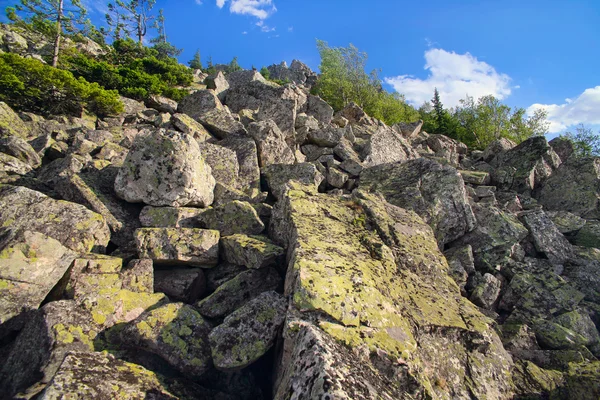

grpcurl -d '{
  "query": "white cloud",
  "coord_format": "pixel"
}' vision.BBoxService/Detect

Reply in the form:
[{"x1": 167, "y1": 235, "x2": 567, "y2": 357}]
[
  {"x1": 195, "y1": 0, "x2": 203, "y2": 5},
  {"x1": 385, "y1": 48, "x2": 512, "y2": 108},
  {"x1": 256, "y1": 20, "x2": 275, "y2": 32},
  {"x1": 242, "y1": 31, "x2": 248, "y2": 34},
  {"x1": 81, "y1": 0, "x2": 110, "y2": 14},
  {"x1": 217, "y1": 0, "x2": 276, "y2": 20},
  {"x1": 527, "y1": 86, "x2": 600, "y2": 133}
]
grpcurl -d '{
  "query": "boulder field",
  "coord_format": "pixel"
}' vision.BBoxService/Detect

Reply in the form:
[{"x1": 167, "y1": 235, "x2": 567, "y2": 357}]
[{"x1": 2, "y1": 64, "x2": 600, "y2": 399}]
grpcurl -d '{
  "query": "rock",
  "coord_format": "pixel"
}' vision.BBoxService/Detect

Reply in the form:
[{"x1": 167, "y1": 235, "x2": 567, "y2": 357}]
[
  {"x1": 271, "y1": 186, "x2": 513, "y2": 399},
  {"x1": 0, "y1": 152, "x2": 32, "y2": 175},
  {"x1": 225, "y1": 80, "x2": 307, "y2": 146},
  {"x1": 154, "y1": 112, "x2": 171, "y2": 128},
  {"x1": 154, "y1": 268, "x2": 206, "y2": 303},
  {"x1": 114, "y1": 129, "x2": 215, "y2": 207},
  {"x1": 534, "y1": 320, "x2": 588, "y2": 350},
  {"x1": 63, "y1": 254, "x2": 123, "y2": 299},
  {"x1": 178, "y1": 89, "x2": 246, "y2": 139},
  {"x1": 197, "y1": 141, "x2": 245, "y2": 198},
  {"x1": 262, "y1": 163, "x2": 324, "y2": 200},
  {"x1": 221, "y1": 234, "x2": 284, "y2": 269},
  {"x1": 196, "y1": 268, "x2": 281, "y2": 318},
  {"x1": 520, "y1": 210, "x2": 574, "y2": 264},
  {"x1": 444, "y1": 245, "x2": 475, "y2": 292},
  {"x1": 121, "y1": 302, "x2": 213, "y2": 376},
  {"x1": 38, "y1": 351, "x2": 185, "y2": 399},
  {"x1": 307, "y1": 125, "x2": 344, "y2": 147},
  {"x1": 0, "y1": 185, "x2": 110, "y2": 253},
  {"x1": 135, "y1": 228, "x2": 220, "y2": 267},
  {"x1": 537, "y1": 156, "x2": 600, "y2": 218},
  {"x1": 210, "y1": 291, "x2": 287, "y2": 371},
  {"x1": 171, "y1": 113, "x2": 212, "y2": 142},
  {"x1": 205, "y1": 71, "x2": 230, "y2": 101},
  {"x1": 197, "y1": 200, "x2": 264, "y2": 236},
  {"x1": 554, "y1": 310, "x2": 600, "y2": 347},
  {"x1": 451, "y1": 203, "x2": 528, "y2": 270},
  {"x1": 146, "y1": 94, "x2": 178, "y2": 114},
  {"x1": 306, "y1": 95, "x2": 333, "y2": 125},
  {"x1": 460, "y1": 170, "x2": 491, "y2": 185},
  {"x1": 2, "y1": 30, "x2": 28, "y2": 54},
  {"x1": 0, "y1": 135, "x2": 41, "y2": 167},
  {"x1": 393, "y1": 120, "x2": 423, "y2": 139},
  {"x1": 573, "y1": 220, "x2": 600, "y2": 249},
  {"x1": 225, "y1": 70, "x2": 269, "y2": 90},
  {"x1": 139, "y1": 206, "x2": 205, "y2": 228},
  {"x1": 266, "y1": 60, "x2": 317, "y2": 87},
  {"x1": 247, "y1": 120, "x2": 295, "y2": 166},
  {"x1": 547, "y1": 211, "x2": 587, "y2": 235},
  {"x1": 119, "y1": 96, "x2": 146, "y2": 115},
  {"x1": 549, "y1": 136, "x2": 575, "y2": 162},
  {"x1": 482, "y1": 138, "x2": 516, "y2": 164},
  {"x1": 300, "y1": 144, "x2": 333, "y2": 162},
  {"x1": 0, "y1": 102, "x2": 30, "y2": 139},
  {"x1": 361, "y1": 126, "x2": 418, "y2": 167},
  {"x1": 0, "y1": 301, "x2": 99, "y2": 398},
  {"x1": 492, "y1": 136, "x2": 561, "y2": 195},
  {"x1": 120, "y1": 259, "x2": 154, "y2": 294},
  {"x1": 218, "y1": 133, "x2": 261, "y2": 195},
  {"x1": 95, "y1": 142, "x2": 128, "y2": 166},
  {"x1": 426, "y1": 134, "x2": 468, "y2": 166},
  {"x1": 0, "y1": 230, "x2": 76, "y2": 339},
  {"x1": 470, "y1": 273, "x2": 502, "y2": 309},
  {"x1": 339, "y1": 158, "x2": 363, "y2": 176},
  {"x1": 360, "y1": 158, "x2": 476, "y2": 246},
  {"x1": 326, "y1": 166, "x2": 349, "y2": 189},
  {"x1": 563, "y1": 247, "x2": 600, "y2": 303},
  {"x1": 204, "y1": 263, "x2": 247, "y2": 293}
]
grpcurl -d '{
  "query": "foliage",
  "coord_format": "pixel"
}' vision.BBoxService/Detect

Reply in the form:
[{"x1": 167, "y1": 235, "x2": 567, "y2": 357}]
[
  {"x1": 6, "y1": 0, "x2": 87, "y2": 66},
  {"x1": 188, "y1": 49, "x2": 203, "y2": 70},
  {"x1": 205, "y1": 56, "x2": 216, "y2": 75},
  {"x1": 561, "y1": 124, "x2": 600, "y2": 157},
  {"x1": 259, "y1": 66, "x2": 270, "y2": 80},
  {"x1": 150, "y1": 9, "x2": 182, "y2": 59},
  {"x1": 64, "y1": 38, "x2": 192, "y2": 101},
  {"x1": 419, "y1": 91, "x2": 549, "y2": 149},
  {"x1": 312, "y1": 40, "x2": 419, "y2": 126},
  {"x1": 0, "y1": 52, "x2": 123, "y2": 116},
  {"x1": 106, "y1": 0, "x2": 156, "y2": 44},
  {"x1": 227, "y1": 56, "x2": 242, "y2": 73}
]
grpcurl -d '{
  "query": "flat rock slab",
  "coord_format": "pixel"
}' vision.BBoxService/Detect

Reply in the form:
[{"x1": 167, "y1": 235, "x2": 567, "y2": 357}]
[
  {"x1": 198, "y1": 200, "x2": 264, "y2": 236},
  {"x1": 154, "y1": 268, "x2": 206, "y2": 303},
  {"x1": 121, "y1": 303, "x2": 213, "y2": 377},
  {"x1": 210, "y1": 291, "x2": 287, "y2": 371},
  {"x1": 262, "y1": 163, "x2": 324, "y2": 200},
  {"x1": 0, "y1": 229, "x2": 76, "y2": 338},
  {"x1": 135, "y1": 228, "x2": 220, "y2": 267},
  {"x1": 220, "y1": 234, "x2": 284, "y2": 269},
  {"x1": 0, "y1": 185, "x2": 110, "y2": 253},
  {"x1": 139, "y1": 206, "x2": 206, "y2": 228},
  {"x1": 196, "y1": 267, "x2": 281, "y2": 318}
]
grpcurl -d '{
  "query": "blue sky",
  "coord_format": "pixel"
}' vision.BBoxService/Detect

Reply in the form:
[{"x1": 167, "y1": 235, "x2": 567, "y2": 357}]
[{"x1": 2, "y1": 0, "x2": 599, "y2": 135}]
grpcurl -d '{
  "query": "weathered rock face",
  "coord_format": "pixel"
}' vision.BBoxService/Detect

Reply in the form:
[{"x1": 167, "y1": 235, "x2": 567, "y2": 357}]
[
  {"x1": 247, "y1": 119, "x2": 295, "y2": 166},
  {"x1": 267, "y1": 60, "x2": 318, "y2": 87},
  {"x1": 0, "y1": 101, "x2": 30, "y2": 139},
  {"x1": 271, "y1": 186, "x2": 514, "y2": 399},
  {"x1": 114, "y1": 129, "x2": 216, "y2": 207},
  {"x1": 360, "y1": 158, "x2": 476, "y2": 246},
  {"x1": 135, "y1": 228, "x2": 220, "y2": 267},
  {"x1": 361, "y1": 126, "x2": 419, "y2": 167},
  {"x1": 0, "y1": 185, "x2": 110, "y2": 253},
  {"x1": 262, "y1": 162, "x2": 324, "y2": 200},
  {"x1": 537, "y1": 156, "x2": 600, "y2": 218}
]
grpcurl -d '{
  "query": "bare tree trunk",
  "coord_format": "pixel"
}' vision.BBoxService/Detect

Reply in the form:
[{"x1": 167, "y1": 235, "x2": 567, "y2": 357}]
[
  {"x1": 52, "y1": 0, "x2": 63, "y2": 68},
  {"x1": 137, "y1": 13, "x2": 143, "y2": 44}
]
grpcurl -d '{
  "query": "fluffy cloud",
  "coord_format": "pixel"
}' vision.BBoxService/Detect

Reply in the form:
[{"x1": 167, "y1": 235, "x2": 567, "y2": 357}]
[
  {"x1": 527, "y1": 86, "x2": 600, "y2": 133},
  {"x1": 216, "y1": 0, "x2": 276, "y2": 20},
  {"x1": 385, "y1": 48, "x2": 513, "y2": 108}
]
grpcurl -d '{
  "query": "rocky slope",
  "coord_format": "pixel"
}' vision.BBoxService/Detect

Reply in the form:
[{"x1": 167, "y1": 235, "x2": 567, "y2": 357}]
[{"x1": 1, "y1": 51, "x2": 600, "y2": 399}]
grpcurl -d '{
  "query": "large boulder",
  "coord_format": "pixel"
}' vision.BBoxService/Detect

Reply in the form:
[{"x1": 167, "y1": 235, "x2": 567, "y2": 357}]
[
  {"x1": 0, "y1": 101, "x2": 30, "y2": 139},
  {"x1": 209, "y1": 291, "x2": 287, "y2": 371},
  {"x1": 197, "y1": 200, "x2": 264, "y2": 236},
  {"x1": 0, "y1": 230, "x2": 76, "y2": 339},
  {"x1": 520, "y1": 210, "x2": 574, "y2": 265},
  {"x1": 114, "y1": 129, "x2": 215, "y2": 208},
  {"x1": 0, "y1": 185, "x2": 110, "y2": 253},
  {"x1": 135, "y1": 228, "x2": 220, "y2": 267},
  {"x1": 426, "y1": 134, "x2": 468, "y2": 167},
  {"x1": 247, "y1": 120, "x2": 295, "y2": 167},
  {"x1": 177, "y1": 89, "x2": 246, "y2": 139},
  {"x1": 271, "y1": 186, "x2": 513, "y2": 399},
  {"x1": 218, "y1": 133, "x2": 262, "y2": 196},
  {"x1": 360, "y1": 158, "x2": 476, "y2": 246},
  {"x1": 492, "y1": 136, "x2": 561, "y2": 195},
  {"x1": 0, "y1": 135, "x2": 41, "y2": 168},
  {"x1": 361, "y1": 126, "x2": 419, "y2": 167},
  {"x1": 221, "y1": 234, "x2": 284, "y2": 269},
  {"x1": 263, "y1": 163, "x2": 324, "y2": 200},
  {"x1": 266, "y1": 60, "x2": 318, "y2": 87},
  {"x1": 537, "y1": 156, "x2": 600, "y2": 219}
]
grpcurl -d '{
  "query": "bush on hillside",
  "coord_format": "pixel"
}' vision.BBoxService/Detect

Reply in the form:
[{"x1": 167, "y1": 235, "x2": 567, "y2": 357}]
[
  {"x1": 0, "y1": 52, "x2": 123, "y2": 116},
  {"x1": 64, "y1": 38, "x2": 193, "y2": 102}
]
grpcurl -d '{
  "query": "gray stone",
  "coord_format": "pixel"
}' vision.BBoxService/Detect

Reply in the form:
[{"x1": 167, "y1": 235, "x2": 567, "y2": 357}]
[
  {"x1": 470, "y1": 273, "x2": 502, "y2": 309},
  {"x1": 393, "y1": 120, "x2": 423, "y2": 139},
  {"x1": 547, "y1": 211, "x2": 587, "y2": 235},
  {"x1": 0, "y1": 152, "x2": 32, "y2": 175},
  {"x1": 361, "y1": 126, "x2": 418, "y2": 167},
  {"x1": 135, "y1": 228, "x2": 220, "y2": 267},
  {"x1": 263, "y1": 162, "x2": 324, "y2": 200},
  {"x1": 0, "y1": 102, "x2": 30, "y2": 139},
  {"x1": 154, "y1": 268, "x2": 206, "y2": 303},
  {"x1": 197, "y1": 200, "x2": 264, "y2": 236},
  {"x1": 482, "y1": 138, "x2": 516, "y2": 164},
  {"x1": 146, "y1": 94, "x2": 178, "y2": 114},
  {"x1": 171, "y1": 113, "x2": 212, "y2": 142},
  {"x1": 248, "y1": 120, "x2": 295, "y2": 167},
  {"x1": 573, "y1": 220, "x2": 600, "y2": 249},
  {"x1": 221, "y1": 234, "x2": 284, "y2": 269},
  {"x1": 204, "y1": 263, "x2": 248, "y2": 293},
  {"x1": 205, "y1": 71, "x2": 230, "y2": 101},
  {"x1": 426, "y1": 134, "x2": 468, "y2": 166},
  {"x1": 209, "y1": 291, "x2": 287, "y2": 371},
  {"x1": 196, "y1": 268, "x2": 281, "y2": 318},
  {"x1": 520, "y1": 210, "x2": 574, "y2": 264},
  {"x1": 139, "y1": 206, "x2": 205, "y2": 228},
  {"x1": 114, "y1": 129, "x2": 215, "y2": 207},
  {"x1": 0, "y1": 135, "x2": 41, "y2": 167},
  {"x1": 306, "y1": 95, "x2": 333, "y2": 125},
  {"x1": 326, "y1": 167, "x2": 348, "y2": 189}
]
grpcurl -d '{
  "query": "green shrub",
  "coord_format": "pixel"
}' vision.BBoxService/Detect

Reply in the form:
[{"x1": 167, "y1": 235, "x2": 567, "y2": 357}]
[
  {"x1": 64, "y1": 38, "x2": 193, "y2": 102},
  {"x1": 0, "y1": 53, "x2": 123, "y2": 116}
]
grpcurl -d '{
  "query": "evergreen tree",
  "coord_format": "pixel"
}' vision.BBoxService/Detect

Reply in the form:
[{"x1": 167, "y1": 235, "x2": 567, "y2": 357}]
[
  {"x1": 7, "y1": 0, "x2": 87, "y2": 67},
  {"x1": 431, "y1": 88, "x2": 447, "y2": 134},
  {"x1": 150, "y1": 9, "x2": 182, "y2": 58},
  {"x1": 188, "y1": 49, "x2": 203, "y2": 70},
  {"x1": 206, "y1": 55, "x2": 216, "y2": 75},
  {"x1": 260, "y1": 66, "x2": 270, "y2": 79},
  {"x1": 227, "y1": 56, "x2": 242, "y2": 73},
  {"x1": 105, "y1": 2, "x2": 129, "y2": 40},
  {"x1": 107, "y1": 0, "x2": 156, "y2": 45}
]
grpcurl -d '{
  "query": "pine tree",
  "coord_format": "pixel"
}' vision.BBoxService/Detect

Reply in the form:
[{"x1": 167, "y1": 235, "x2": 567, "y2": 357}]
[
  {"x1": 431, "y1": 88, "x2": 447, "y2": 134},
  {"x1": 107, "y1": 0, "x2": 156, "y2": 45},
  {"x1": 150, "y1": 9, "x2": 182, "y2": 58},
  {"x1": 227, "y1": 56, "x2": 242, "y2": 73},
  {"x1": 7, "y1": 0, "x2": 87, "y2": 67},
  {"x1": 188, "y1": 49, "x2": 203, "y2": 70}
]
